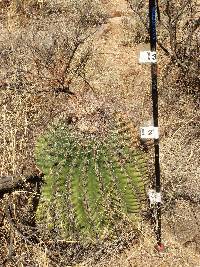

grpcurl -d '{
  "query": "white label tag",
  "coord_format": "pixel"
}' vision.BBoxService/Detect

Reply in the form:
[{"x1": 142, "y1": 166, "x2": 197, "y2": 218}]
[
  {"x1": 140, "y1": 126, "x2": 159, "y2": 139},
  {"x1": 139, "y1": 51, "x2": 157, "y2": 63},
  {"x1": 148, "y1": 189, "x2": 161, "y2": 205}
]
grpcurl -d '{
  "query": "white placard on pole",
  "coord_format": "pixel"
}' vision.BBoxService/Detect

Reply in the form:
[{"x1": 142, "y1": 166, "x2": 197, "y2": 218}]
[
  {"x1": 139, "y1": 51, "x2": 157, "y2": 63},
  {"x1": 140, "y1": 126, "x2": 159, "y2": 139},
  {"x1": 148, "y1": 189, "x2": 162, "y2": 205}
]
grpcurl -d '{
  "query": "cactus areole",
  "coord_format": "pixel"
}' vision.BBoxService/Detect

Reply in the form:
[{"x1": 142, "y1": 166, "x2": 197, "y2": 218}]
[{"x1": 35, "y1": 114, "x2": 149, "y2": 243}]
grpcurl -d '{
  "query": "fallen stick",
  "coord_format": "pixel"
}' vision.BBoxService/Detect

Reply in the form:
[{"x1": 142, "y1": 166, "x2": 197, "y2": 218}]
[{"x1": 0, "y1": 173, "x2": 44, "y2": 198}]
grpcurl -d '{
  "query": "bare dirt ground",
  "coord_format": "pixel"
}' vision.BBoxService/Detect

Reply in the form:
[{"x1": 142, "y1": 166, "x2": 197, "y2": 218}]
[{"x1": 0, "y1": 0, "x2": 199, "y2": 266}]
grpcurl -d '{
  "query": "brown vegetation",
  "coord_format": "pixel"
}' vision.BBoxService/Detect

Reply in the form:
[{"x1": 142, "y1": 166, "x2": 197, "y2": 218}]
[{"x1": 0, "y1": 0, "x2": 199, "y2": 266}]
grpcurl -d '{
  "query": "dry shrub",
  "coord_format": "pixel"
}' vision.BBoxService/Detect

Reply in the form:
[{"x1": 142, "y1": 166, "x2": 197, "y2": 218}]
[
  {"x1": 0, "y1": 0, "x2": 107, "y2": 94},
  {"x1": 127, "y1": 0, "x2": 199, "y2": 101},
  {"x1": 1, "y1": 0, "x2": 108, "y2": 29},
  {"x1": 121, "y1": 16, "x2": 149, "y2": 46}
]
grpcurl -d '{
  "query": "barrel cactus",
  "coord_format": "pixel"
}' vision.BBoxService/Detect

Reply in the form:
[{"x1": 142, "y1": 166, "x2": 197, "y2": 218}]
[{"x1": 35, "y1": 112, "x2": 149, "y2": 243}]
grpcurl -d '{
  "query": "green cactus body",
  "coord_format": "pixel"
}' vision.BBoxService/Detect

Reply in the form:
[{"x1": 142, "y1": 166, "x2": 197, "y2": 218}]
[{"x1": 35, "y1": 114, "x2": 149, "y2": 243}]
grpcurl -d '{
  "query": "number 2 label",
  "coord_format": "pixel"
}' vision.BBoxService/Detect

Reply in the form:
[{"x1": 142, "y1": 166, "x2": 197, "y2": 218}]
[{"x1": 140, "y1": 126, "x2": 159, "y2": 139}]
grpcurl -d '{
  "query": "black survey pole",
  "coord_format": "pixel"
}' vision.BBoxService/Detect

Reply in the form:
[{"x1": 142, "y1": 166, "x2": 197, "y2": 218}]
[{"x1": 149, "y1": 0, "x2": 162, "y2": 248}]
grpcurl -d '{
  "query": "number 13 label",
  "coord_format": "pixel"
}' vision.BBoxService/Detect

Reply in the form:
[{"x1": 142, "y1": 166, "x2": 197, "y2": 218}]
[{"x1": 139, "y1": 51, "x2": 157, "y2": 63}]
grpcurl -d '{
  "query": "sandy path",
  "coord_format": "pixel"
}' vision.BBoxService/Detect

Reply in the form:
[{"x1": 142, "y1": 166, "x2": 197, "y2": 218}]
[{"x1": 86, "y1": 0, "x2": 152, "y2": 125}]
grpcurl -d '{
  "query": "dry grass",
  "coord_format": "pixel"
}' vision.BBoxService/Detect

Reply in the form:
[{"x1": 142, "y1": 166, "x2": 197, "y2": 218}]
[
  {"x1": 0, "y1": 0, "x2": 199, "y2": 266},
  {"x1": 81, "y1": 223, "x2": 200, "y2": 267}
]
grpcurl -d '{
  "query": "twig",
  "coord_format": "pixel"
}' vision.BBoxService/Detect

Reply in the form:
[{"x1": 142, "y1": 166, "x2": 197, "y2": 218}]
[{"x1": 0, "y1": 173, "x2": 44, "y2": 198}]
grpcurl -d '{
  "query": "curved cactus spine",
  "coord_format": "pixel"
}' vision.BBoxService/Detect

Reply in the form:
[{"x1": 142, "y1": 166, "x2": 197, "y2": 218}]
[
  {"x1": 35, "y1": 114, "x2": 149, "y2": 242},
  {"x1": 71, "y1": 152, "x2": 88, "y2": 229},
  {"x1": 87, "y1": 151, "x2": 104, "y2": 228}
]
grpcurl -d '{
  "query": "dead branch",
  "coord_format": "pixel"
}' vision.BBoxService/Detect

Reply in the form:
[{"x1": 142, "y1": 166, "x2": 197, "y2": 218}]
[{"x1": 0, "y1": 174, "x2": 44, "y2": 198}]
